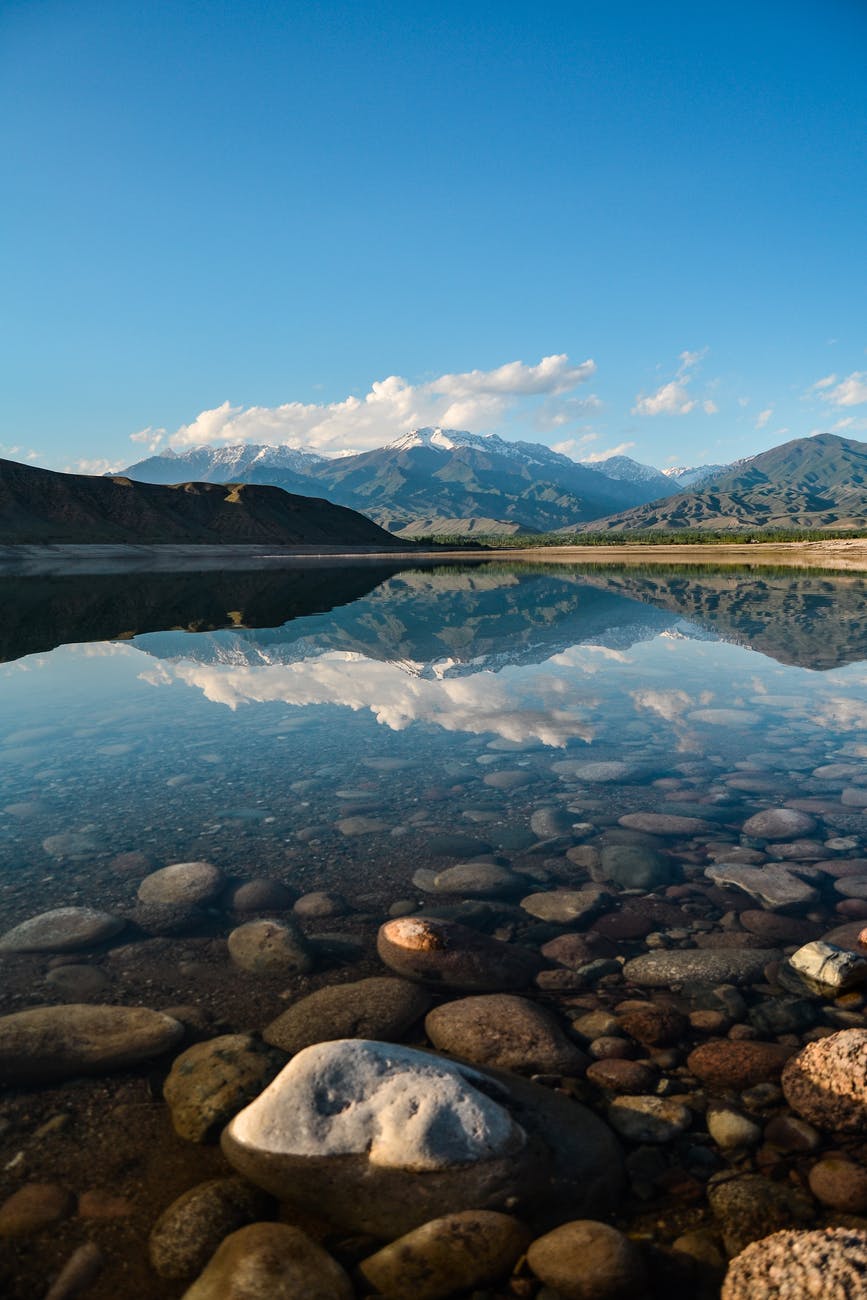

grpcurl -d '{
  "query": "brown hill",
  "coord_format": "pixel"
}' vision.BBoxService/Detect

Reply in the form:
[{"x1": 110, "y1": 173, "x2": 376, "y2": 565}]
[
  {"x1": 579, "y1": 433, "x2": 867, "y2": 533},
  {"x1": 0, "y1": 457, "x2": 397, "y2": 545}
]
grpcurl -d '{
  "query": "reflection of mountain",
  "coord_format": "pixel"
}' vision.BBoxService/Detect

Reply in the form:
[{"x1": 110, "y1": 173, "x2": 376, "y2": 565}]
[
  {"x1": 0, "y1": 564, "x2": 404, "y2": 663},
  {"x1": 575, "y1": 567, "x2": 867, "y2": 671},
  {"x1": 5, "y1": 560, "x2": 867, "y2": 676},
  {"x1": 134, "y1": 567, "x2": 678, "y2": 674}
]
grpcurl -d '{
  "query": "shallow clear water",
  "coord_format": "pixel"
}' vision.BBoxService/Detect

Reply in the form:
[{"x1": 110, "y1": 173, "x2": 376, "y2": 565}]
[{"x1": 2, "y1": 559, "x2": 867, "y2": 926}]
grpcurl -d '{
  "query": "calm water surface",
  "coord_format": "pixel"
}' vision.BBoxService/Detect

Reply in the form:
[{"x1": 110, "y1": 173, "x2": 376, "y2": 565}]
[{"x1": 2, "y1": 561, "x2": 867, "y2": 924}]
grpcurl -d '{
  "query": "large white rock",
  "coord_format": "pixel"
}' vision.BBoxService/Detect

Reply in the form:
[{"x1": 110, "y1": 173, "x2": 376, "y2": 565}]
[
  {"x1": 222, "y1": 1038, "x2": 623, "y2": 1237},
  {"x1": 788, "y1": 941, "x2": 867, "y2": 994}
]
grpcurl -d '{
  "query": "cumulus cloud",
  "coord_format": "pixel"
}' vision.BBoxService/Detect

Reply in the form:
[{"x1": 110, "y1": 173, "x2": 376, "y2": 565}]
[
  {"x1": 580, "y1": 441, "x2": 637, "y2": 463},
  {"x1": 631, "y1": 349, "x2": 717, "y2": 418},
  {"x1": 160, "y1": 354, "x2": 599, "y2": 456},
  {"x1": 64, "y1": 457, "x2": 118, "y2": 475},
  {"x1": 820, "y1": 371, "x2": 867, "y2": 408},
  {"x1": 130, "y1": 426, "x2": 167, "y2": 453},
  {"x1": 551, "y1": 432, "x2": 598, "y2": 458}
]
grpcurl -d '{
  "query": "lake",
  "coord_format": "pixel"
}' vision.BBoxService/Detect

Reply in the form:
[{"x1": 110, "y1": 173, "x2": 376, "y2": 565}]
[{"x1": 2, "y1": 558, "x2": 867, "y2": 1296}]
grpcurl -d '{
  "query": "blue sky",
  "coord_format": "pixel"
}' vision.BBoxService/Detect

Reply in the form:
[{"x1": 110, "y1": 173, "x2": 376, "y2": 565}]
[{"x1": 2, "y1": 0, "x2": 865, "y2": 473}]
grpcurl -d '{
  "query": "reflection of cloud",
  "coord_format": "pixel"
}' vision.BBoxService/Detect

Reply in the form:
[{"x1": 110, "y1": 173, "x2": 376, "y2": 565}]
[
  {"x1": 163, "y1": 651, "x2": 598, "y2": 747},
  {"x1": 550, "y1": 645, "x2": 631, "y2": 669},
  {"x1": 813, "y1": 696, "x2": 867, "y2": 732},
  {"x1": 630, "y1": 688, "x2": 693, "y2": 721}
]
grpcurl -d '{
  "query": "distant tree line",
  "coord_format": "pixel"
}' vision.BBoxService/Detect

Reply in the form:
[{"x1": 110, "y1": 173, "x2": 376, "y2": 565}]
[{"x1": 416, "y1": 527, "x2": 867, "y2": 548}]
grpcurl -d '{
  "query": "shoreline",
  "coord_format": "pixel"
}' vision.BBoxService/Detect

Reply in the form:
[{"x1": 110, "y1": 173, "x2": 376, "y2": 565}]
[{"x1": 3, "y1": 538, "x2": 867, "y2": 574}]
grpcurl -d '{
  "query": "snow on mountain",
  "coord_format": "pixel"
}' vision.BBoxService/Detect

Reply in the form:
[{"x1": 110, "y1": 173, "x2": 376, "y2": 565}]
[
  {"x1": 663, "y1": 463, "x2": 730, "y2": 488},
  {"x1": 586, "y1": 454, "x2": 671, "y2": 488}
]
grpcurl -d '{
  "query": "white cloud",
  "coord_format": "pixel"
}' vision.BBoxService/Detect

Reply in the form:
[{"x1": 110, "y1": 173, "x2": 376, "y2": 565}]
[
  {"x1": 551, "y1": 432, "x2": 598, "y2": 458},
  {"x1": 580, "y1": 441, "x2": 637, "y2": 463},
  {"x1": 755, "y1": 407, "x2": 773, "y2": 429},
  {"x1": 163, "y1": 354, "x2": 599, "y2": 455},
  {"x1": 64, "y1": 457, "x2": 117, "y2": 475},
  {"x1": 632, "y1": 349, "x2": 718, "y2": 418},
  {"x1": 821, "y1": 371, "x2": 867, "y2": 408},
  {"x1": 130, "y1": 426, "x2": 167, "y2": 453},
  {"x1": 632, "y1": 380, "x2": 697, "y2": 417},
  {"x1": 1, "y1": 444, "x2": 40, "y2": 462},
  {"x1": 809, "y1": 373, "x2": 838, "y2": 392}
]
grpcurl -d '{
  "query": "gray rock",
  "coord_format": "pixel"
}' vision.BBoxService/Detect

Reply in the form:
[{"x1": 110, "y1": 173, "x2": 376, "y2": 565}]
[
  {"x1": 623, "y1": 949, "x2": 780, "y2": 989},
  {"x1": 705, "y1": 863, "x2": 819, "y2": 912},
  {"x1": 181, "y1": 1222, "x2": 353, "y2": 1300},
  {"x1": 293, "y1": 891, "x2": 347, "y2": 918},
  {"x1": 43, "y1": 964, "x2": 111, "y2": 1000},
  {"x1": 227, "y1": 919, "x2": 313, "y2": 975},
  {"x1": 530, "y1": 808, "x2": 577, "y2": 839},
  {"x1": 137, "y1": 861, "x2": 225, "y2": 906},
  {"x1": 0, "y1": 907, "x2": 124, "y2": 953},
  {"x1": 358, "y1": 1210, "x2": 531, "y2": 1300},
  {"x1": 41, "y1": 831, "x2": 102, "y2": 859},
  {"x1": 519, "y1": 888, "x2": 609, "y2": 925},
  {"x1": 425, "y1": 994, "x2": 588, "y2": 1076},
  {"x1": 708, "y1": 1172, "x2": 813, "y2": 1256},
  {"x1": 222, "y1": 1038, "x2": 623, "y2": 1237},
  {"x1": 149, "y1": 1178, "x2": 276, "y2": 1278},
  {"x1": 163, "y1": 1034, "x2": 287, "y2": 1142},
  {"x1": 619, "y1": 812, "x2": 714, "y2": 836},
  {"x1": 229, "y1": 879, "x2": 295, "y2": 913},
  {"x1": 596, "y1": 844, "x2": 676, "y2": 891},
  {"x1": 0, "y1": 1004, "x2": 183, "y2": 1085},
  {"x1": 428, "y1": 862, "x2": 526, "y2": 897},
  {"x1": 741, "y1": 809, "x2": 817, "y2": 841},
  {"x1": 263, "y1": 977, "x2": 430, "y2": 1053},
  {"x1": 788, "y1": 941, "x2": 867, "y2": 995}
]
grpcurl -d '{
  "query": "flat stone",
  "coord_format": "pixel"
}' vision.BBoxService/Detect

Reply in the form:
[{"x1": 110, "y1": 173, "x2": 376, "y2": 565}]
[
  {"x1": 222, "y1": 1038, "x2": 623, "y2": 1237},
  {"x1": 623, "y1": 949, "x2": 780, "y2": 989},
  {"x1": 41, "y1": 831, "x2": 102, "y2": 859},
  {"x1": 336, "y1": 816, "x2": 390, "y2": 835},
  {"x1": 263, "y1": 977, "x2": 430, "y2": 1053},
  {"x1": 687, "y1": 709, "x2": 758, "y2": 727},
  {"x1": 552, "y1": 760, "x2": 632, "y2": 782},
  {"x1": 618, "y1": 812, "x2": 714, "y2": 835},
  {"x1": 0, "y1": 907, "x2": 124, "y2": 953},
  {"x1": 137, "y1": 862, "x2": 225, "y2": 907},
  {"x1": 0, "y1": 1004, "x2": 183, "y2": 1085},
  {"x1": 163, "y1": 1034, "x2": 286, "y2": 1143},
  {"x1": 377, "y1": 917, "x2": 540, "y2": 991},
  {"x1": 425, "y1": 994, "x2": 588, "y2": 1076},
  {"x1": 782, "y1": 1029, "x2": 867, "y2": 1132},
  {"x1": 358, "y1": 1210, "x2": 531, "y2": 1300},
  {"x1": 484, "y1": 769, "x2": 531, "y2": 790},
  {"x1": 739, "y1": 911, "x2": 822, "y2": 944},
  {"x1": 429, "y1": 862, "x2": 526, "y2": 897},
  {"x1": 705, "y1": 864, "x2": 819, "y2": 912},
  {"x1": 526, "y1": 1219, "x2": 647, "y2": 1300},
  {"x1": 149, "y1": 1178, "x2": 276, "y2": 1279},
  {"x1": 519, "y1": 888, "x2": 609, "y2": 925},
  {"x1": 607, "y1": 1095, "x2": 691, "y2": 1143},
  {"x1": 722, "y1": 1228, "x2": 867, "y2": 1300},
  {"x1": 181, "y1": 1222, "x2": 353, "y2": 1300},
  {"x1": 788, "y1": 941, "x2": 867, "y2": 994},
  {"x1": 835, "y1": 876, "x2": 867, "y2": 899},
  {"x1": 741, "y1": 809, "x2": 817, "y2": 841},
  {"x1": 44, "y1": 964, "x2": 112, "y2": 1001}
]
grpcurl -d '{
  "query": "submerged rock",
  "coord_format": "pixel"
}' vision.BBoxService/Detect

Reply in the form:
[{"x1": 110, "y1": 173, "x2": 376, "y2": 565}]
[
  {"x1": 705, "y1": 863, "x2": 819, "y2": 912},
  {"x1": 623, "y1": 948, "x2": 780, "y2": 988},
  {"x1": 181, "y1": 1222, "x2": 353, "y2": 1300},
  {"x1": 164, "y1": 1034, "x2": 286, "y2": 1142},
  {"x1": 722, "y1": 1227, "x2": 867, "y2": 1300},
  {"x1": 782, "y1": 1028, "x2": 867, "y2": 1132},
  {"x1": 0, "y1": 907, "x2": 124, "y2": 953},
  {"x1": 137, "y1": 861, "x2": 225, "y2": 906},
  {"x1": 377, "y1": 916, "x2": 540, "y2": 991},
  {"x1": 788, "y1": 940, "x2": 867, "y2": 995},
  {"x1": 149, "y1": 1178, "x2": 276, "y2": 1278},
  {"x1": 526, "y1": 1219, "x2": 647, "y2": 1300},
  {"x1": 222, "y1": 1038, "x2": 623, "y2": 1237},
  {"x1": 227, "y1": 918, "x2": 313, "y2": 975},
  {"x1": 0, "y1": 1004, "x2": 183, "y2": 1085},
  {"x1": 740, "y1": 809, "x2": 817, "y2": 841},
  {"x1": 358, "y1": 1210, "x2": 531, "y2": 1299},
  {"x1": 263, "y1": 977, "x2": 430, "y2": 1053},
  {"x1": 424, "y1": 994, "x2": 588, "y2": 1076}
]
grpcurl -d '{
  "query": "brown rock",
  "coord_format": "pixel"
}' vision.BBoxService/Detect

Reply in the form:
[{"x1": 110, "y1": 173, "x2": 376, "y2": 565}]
[
  {"x1": 0, "y1": 1183, "x2": 74, "y2": 1237},
  {"x1": 181, "y1": 1222, "x2": 353, "y2": 1299},
  {"x1": 264, "y1": 977, "x2": 430, "y2": 1054},
  {"x1": 586, "y1": 1059, "x2": 658, "y2": 1094},
  {"x1": 808, "y1": 1155, "x2": 867, "y2": 1212},
  {"x1": 616, "y1": 1002, "x2": 688, "y2": 1047},
  {"x1": 526, "y1": 1219, "x2": 647, "y2": 1299},
  {"x1": 425, "y1": 994, "x2": 588, "y2": 1076},
  {"x1": 377, "y1": 916, "x2": 540, "y2": 991},
  {"x1": 739, "y1": 911, "x2": 822, "y2": 944},
  {"x1": 782, "y1": 1028, "x2": 867, "y2": 1132},
  {"x1": 358, "y1": 1210, "x2": 531, "y2": 1299},
  {"x1": 688, "y1": 1039, "x2": 795, "y2": 1091},
  {"x1": 722, "y1": 1227, "x2": 867, "y2": 1300}
]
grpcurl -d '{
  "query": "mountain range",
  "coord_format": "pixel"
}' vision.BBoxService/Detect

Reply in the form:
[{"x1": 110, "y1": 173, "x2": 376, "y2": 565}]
[
  {"x1": 120, "y1": 428, "x2": 687, "y2": 533},
  {"x1": 123, "y1": 428, "x2": 867, "y2": 536}
]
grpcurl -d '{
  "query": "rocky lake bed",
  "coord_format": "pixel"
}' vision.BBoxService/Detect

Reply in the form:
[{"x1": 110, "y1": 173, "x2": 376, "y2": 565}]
[{"x1": 5, "y1": 561, "x2": 867, "y2": 1297}]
